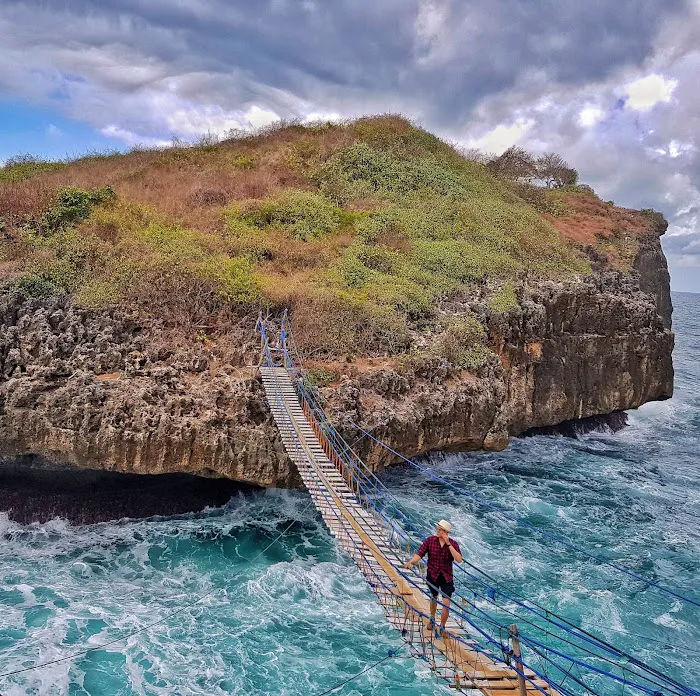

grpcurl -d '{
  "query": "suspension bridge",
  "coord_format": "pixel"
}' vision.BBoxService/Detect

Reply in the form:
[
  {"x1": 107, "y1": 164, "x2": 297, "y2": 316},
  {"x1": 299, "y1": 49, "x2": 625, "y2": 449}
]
[{"x1": 256, "y1": 312, "x2": 699, "y2": 696}]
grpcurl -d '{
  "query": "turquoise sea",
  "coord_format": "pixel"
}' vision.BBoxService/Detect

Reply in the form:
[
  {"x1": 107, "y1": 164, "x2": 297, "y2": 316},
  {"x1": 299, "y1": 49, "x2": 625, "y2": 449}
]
[{"x1": 1, "y1": 292, "x2": 698, "y2": 695}]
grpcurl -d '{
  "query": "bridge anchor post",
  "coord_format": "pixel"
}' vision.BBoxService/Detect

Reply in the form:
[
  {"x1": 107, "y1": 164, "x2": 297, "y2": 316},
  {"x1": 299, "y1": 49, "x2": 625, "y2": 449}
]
[{"x1": 509, "y1": 624, "x2": 528, "y2": 696}]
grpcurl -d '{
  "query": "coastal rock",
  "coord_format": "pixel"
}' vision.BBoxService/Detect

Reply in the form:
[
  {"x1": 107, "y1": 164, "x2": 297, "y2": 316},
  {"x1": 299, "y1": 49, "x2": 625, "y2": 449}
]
[{"x1": 0, "y1": 236, "x2": 673, "y2": 485}]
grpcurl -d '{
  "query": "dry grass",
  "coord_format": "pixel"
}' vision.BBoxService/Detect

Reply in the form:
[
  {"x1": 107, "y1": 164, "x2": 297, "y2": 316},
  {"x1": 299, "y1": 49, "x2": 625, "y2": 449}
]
[
  {"x1": 1, "y1": 115, "x2": 651, "y2": 358},
  {"x1": 548, "y1": 194, "x2": 654, "y2": 245}
]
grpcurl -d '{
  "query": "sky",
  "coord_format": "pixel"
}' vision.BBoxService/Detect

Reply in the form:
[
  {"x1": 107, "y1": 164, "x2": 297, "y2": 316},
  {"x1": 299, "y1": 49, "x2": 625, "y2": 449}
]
[{"x1": 0, "y1": 0, "x2": 698, "y2": 292}]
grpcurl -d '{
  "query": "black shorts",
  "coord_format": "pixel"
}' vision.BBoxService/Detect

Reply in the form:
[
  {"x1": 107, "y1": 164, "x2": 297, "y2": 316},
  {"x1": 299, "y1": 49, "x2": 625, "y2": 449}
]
[{"x1": 427, "y1": 573, "x2": 455, "y2": 599}]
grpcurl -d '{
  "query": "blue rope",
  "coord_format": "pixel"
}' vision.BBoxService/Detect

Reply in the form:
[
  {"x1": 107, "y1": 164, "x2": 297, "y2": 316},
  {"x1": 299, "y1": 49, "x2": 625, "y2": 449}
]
[
  {"x1": 265, "y1": 370, "x2": 560, "y2": 696},
  {"x1": 261, "y1": 320, "x2": 699, "y2": 696},
  {"x1": 317, "y1": 398, "x2": 700, "y2": 611},
  {"x1": 292, "y1": 364, "x2": 698, "y2": 695}
]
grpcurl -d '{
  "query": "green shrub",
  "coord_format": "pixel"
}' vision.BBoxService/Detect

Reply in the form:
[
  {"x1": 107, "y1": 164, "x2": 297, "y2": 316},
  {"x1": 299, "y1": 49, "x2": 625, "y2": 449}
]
[
  {"x1": 231, "y1": 154, "x2": 254, "y2": 169},
  {"x1": 305, "y1": 367, "x2": 336, "y2": 387},
  {"x1": 458, "y1": 344, "x2": 493, "y2": 370},
  {"x1": 74, "y1": 278, "x2": 123, "y2": 308},
  {"x1": 0, "y1": 155, "x2": 66, "y2": 182},
  {"x1": 562, "y1": 184, "x2": 598, "y2": 198},
  {"x1": 12, "y1": 257, "x2": 84, "y2": 298},
  {"x1": 489, "y1": 283, "x2": 519, "y2": 313},
  {"x1": 437, "y1": 316, "x2": 490, "y2": 369},
  {"x1": 640, "y1": 208, "x2": 668, "y2": 235},
  {"x1": 42, "y1": 187, "x2": 116, "y2": 234},
  {"x1": 363, "y1": 272, "x2": 432, "y2": 319},
  {"x1": 198, "y1": 256, "x2": 259, "y2": 302},
  {"x1": 11, "y1": 272, "x2": 59, "y2": 299},
  {"x1": 335, "y1": 254, "x2": 371, "y2": 289},
  {"x1": 227, "y1": 190, "x2": 341, "y2": 241},
  {"x1": 411, "y1": 239, "x2": 520, "y2": 284},
  {"x1": 315, "y1": 143, "x2": 470, "y2": 204}
]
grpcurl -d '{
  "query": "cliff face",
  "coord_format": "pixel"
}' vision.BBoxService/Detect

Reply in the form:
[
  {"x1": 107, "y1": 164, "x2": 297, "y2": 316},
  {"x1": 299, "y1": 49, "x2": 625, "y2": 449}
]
[
  {"x1": 329, "y1": 255, "x2": 673, "y2": 469},
  {"x1": 0, "y1": 228, "x2": 673, "y2": 485}
]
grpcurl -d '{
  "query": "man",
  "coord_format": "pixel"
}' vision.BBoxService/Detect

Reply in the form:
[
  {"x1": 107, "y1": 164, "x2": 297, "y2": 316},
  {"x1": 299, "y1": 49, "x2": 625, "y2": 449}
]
[{"x1": 405, "y1": 519, "x2": 462, "y2": 636}]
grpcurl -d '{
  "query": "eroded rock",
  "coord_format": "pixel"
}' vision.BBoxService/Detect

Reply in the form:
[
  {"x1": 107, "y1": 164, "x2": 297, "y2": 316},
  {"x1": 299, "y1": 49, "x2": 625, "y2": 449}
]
[{"x1": 0, "y1": 237, "x2": 674, "y2": 486}]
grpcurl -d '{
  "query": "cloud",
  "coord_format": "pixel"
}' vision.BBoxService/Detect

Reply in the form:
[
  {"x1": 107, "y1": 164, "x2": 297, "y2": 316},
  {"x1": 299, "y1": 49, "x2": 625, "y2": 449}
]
[
  {"x1": 624, "y1": 73, "x2": 678, "y2": 111},
  {"x1": 100, "y1": 125, "x2": 170, "y2": 148},
  {"x1": 449, "y1": 4, "x2": 700, "y2": 290},
  {"x1": 578, "y1": 105, "x2": 605, "y2": 128},
  {"x1": 0, "y1": 0, "x2": 687, "y2": 136},
  {"x1": 466, "y1": 118, "x2": 534, "y2": 155}
]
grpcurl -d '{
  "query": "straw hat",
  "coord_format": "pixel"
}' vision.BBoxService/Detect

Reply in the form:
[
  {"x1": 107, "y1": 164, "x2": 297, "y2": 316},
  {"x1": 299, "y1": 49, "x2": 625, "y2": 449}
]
[{"x1": 436, "y1": 519, "x2": 452, "y2": 533}]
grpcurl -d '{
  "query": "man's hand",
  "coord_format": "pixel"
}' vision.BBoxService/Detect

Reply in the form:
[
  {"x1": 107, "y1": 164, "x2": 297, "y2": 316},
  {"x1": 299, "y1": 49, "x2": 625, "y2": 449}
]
[{"x1": 405, "y1": 560, "x2": 413, "y2": 569}]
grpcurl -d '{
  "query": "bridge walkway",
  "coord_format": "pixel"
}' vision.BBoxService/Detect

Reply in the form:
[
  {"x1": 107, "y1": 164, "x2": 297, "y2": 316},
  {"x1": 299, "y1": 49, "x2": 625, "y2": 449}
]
[{"x1": 260, "y1": 365, "x2": 557, "y2": 696}]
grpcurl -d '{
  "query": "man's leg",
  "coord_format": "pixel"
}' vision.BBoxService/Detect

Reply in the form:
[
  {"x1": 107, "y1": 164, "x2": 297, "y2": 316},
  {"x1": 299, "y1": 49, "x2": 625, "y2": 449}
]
[
  {"x1": 440, "y1": 596, "x2": 451, "y2": 628},
  {"x1": 427, "y1": 576, "x2": 438, "y2": 624},
  {"x1": 439, "y1": 578, "x2": 455, "y2": 631}
]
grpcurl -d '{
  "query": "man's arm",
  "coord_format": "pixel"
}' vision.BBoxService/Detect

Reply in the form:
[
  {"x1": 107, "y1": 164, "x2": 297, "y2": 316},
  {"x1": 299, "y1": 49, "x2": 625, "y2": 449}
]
[
  {"x1": 405, "y1": 538, "x2": 429, "y2": 568},
  {"x1": 405, "y1": 553, "x2": 422, "y2": 568},
  {"x1": 447, "y1": 539, "x2": 463, "y2": 564}
]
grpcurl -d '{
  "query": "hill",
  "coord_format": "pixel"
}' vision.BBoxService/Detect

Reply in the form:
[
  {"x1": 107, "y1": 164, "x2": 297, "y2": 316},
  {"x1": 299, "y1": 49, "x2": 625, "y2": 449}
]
[{"x1": 0, "y1": 116, "x2": 674, "y2": 484}]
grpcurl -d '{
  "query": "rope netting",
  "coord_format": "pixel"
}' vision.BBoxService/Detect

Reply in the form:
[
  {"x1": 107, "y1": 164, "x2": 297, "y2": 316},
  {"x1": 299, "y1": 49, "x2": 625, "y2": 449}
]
[{"x1": 256, "y1": 312, "x2": 699, "y2": 696}]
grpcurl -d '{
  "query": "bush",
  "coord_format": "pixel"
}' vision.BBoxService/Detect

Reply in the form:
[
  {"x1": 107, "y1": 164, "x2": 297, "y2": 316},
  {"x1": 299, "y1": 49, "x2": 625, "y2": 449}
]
[
  {"x1": 562, "y1": 184, "x2": 598, "y2": 198},
  {"x1": 11, "y1": 272, "x2": 60, "y2": 299},
  {"x1": 198, "y1": 256, "x2": 259, "y2": 302},
  {"x1": 232, "y1": 154, "x2": 254, "y2": 169},
  {"x1": 227, "y1": 190, "x2": 341, "y2": 241},
  {"x1": 42, "y1": 187, "x2": 116, "y2": 234},
  {"x1": 0, "y1": 155, "x2": 65, "y2": 182},
  {"x1": 458, "y1": 344, "x2": 493, "y2": 370},
  {"x1": 74, "y1": 278, "x2": 122, "y2": 308},
  {"x1": 315, "y1": 143, "x2": 469, "y2": 204},
  {"x1": 640, "y1": 208, "x2": 668, "y2": 235},
  {"x1": 290, "y1": 285, "x2": 412, "y2": 357},
  {"x1": 489, "y1": 283, "x2": 519, "y2": 313},
  {"x1": 437, "y1": 316, "x2": 491, "y2": 369},
  {"x1": 305, "y1": 367, "x2": 336, "y2": 387}
]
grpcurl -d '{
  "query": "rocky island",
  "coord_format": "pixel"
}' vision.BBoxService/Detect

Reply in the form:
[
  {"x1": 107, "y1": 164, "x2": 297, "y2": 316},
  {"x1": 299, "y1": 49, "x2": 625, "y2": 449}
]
[{"x1": 0, "y1": 117, "x2": 673, "y2": 489}]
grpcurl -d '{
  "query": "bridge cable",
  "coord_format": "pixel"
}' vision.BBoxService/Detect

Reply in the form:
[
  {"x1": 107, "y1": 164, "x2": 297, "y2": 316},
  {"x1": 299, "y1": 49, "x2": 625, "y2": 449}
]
[
  {"x1": 313, "y1": 646, "x2": 404, "y2": 696},
  {"x1": 315, "y1": 391, "x2": 700, "y2": 611},
  {"x1": 267, "y1": 322, "x2": 699, "y2": 695},
  {"x1": 292, "y1": 369, "x2": 699, "y2": 692},
  {"x1": 261, "y1": 353, "x2": 562, "y2": 696}
]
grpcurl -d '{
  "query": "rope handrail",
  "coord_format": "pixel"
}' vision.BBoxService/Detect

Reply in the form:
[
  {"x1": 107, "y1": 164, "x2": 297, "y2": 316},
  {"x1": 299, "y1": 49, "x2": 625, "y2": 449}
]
[
  {"x1": 293, "y1": 365, "x2": 699, "y2": 695},
  {"x1": 303, "y1": 363, "x2": 700, "y2": 611},
  {"x1": 260, "y1": 356, "x2": 561, "y2": 695},
  {"x1": 258, "y1": 315, "x2": 699, "y2": 696},
  {"x1": 265, "y1": 363, "x2": 606, "y2": 696}
]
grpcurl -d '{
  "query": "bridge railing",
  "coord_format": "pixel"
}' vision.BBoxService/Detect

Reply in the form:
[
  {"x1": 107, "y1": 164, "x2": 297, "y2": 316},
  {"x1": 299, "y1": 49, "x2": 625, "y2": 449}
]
[{"x1": 257, "y1": 315, "x2": 699, "y2": 696}]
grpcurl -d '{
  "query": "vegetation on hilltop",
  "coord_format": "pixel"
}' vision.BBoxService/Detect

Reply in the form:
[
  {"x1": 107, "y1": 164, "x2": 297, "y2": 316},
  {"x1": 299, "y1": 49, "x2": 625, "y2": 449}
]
[{"x1": 0, "y1": 116, "x2": 662, "y2": 360}]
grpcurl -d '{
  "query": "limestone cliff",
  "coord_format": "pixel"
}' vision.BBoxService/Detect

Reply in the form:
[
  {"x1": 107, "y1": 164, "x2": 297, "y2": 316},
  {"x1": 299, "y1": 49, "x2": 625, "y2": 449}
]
[{"x1": 0, "y1": 228, "x2": 673, "y2": 486}]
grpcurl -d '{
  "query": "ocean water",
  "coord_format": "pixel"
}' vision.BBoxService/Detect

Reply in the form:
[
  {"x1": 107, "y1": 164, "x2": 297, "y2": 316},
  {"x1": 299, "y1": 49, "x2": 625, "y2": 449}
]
[{"x1": 1, "y1": 292, "x2": 699, "y2": 695}]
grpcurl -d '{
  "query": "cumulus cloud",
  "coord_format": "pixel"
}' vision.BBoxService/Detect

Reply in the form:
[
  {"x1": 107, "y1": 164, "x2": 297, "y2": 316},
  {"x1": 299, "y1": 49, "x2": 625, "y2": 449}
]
[
  {"x1": 466, "y1": 119, "x2": 535, "y2": 155},
  {"x1": 578, "y1": 106, "x2": 606, "y2": 128},
  {"x1": 0, "y1": 0, "x2": 697, "y2": 286},
  {"x1": 625, "y1": 74, "x2": 678, "y2": 111},
  {"x1": 450, "y1": 3, "x2": 700, "y2": 287}
]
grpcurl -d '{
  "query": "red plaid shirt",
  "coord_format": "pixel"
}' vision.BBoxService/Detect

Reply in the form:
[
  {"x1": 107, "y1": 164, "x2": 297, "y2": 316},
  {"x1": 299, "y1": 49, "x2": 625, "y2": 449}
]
[{"x1": 416, "y1": 535, "x2": 461, "y2": 582}]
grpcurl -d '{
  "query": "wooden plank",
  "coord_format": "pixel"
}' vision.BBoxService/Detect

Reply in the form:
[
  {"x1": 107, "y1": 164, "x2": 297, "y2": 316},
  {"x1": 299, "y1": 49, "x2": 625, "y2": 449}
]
[{"x1": 259, "y1": 366, "x2": 560, "y2": 696}]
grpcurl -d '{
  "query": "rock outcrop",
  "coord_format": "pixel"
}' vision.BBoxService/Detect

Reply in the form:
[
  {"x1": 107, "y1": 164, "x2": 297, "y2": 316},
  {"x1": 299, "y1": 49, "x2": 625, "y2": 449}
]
[
  {"x1": 336, "y1": 269, "x2": 673, "y2": 470},
  {"x1": 0, "y1": 230, "x2": 673, "y2": 486}
]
